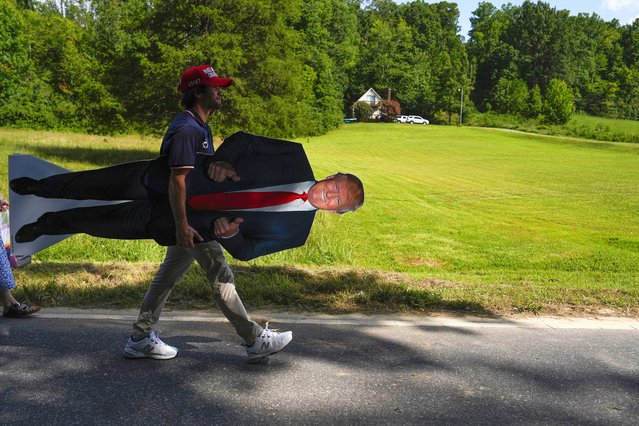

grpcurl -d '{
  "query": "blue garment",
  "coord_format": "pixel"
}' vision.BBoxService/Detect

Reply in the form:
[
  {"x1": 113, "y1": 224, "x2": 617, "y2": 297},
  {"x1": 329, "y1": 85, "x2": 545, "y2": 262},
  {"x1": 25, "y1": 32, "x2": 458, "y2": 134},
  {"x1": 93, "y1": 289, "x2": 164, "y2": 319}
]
[
  {"x1": 160, "y1": 110, "x2": 214, "y2": 164},
  {"x1": 144, "y1": 110, "x2": 214, "y2": 195},
  {"x1": 14, "y1": 132, "x2": 319, "y2": 262},
  {"x1": 0, "y1": 234, "x2": 16, "y2": 291},
  {"x1": 150, "y1": 131, "x2": 319, "y2": 260}
]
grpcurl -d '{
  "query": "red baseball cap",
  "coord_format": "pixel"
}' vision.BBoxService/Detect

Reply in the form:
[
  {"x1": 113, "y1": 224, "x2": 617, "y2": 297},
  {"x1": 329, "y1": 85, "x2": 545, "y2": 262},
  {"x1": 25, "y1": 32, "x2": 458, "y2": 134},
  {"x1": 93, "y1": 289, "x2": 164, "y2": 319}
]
[{"x1": 178, "y1": 65, "x2": 234, "y2": 92}]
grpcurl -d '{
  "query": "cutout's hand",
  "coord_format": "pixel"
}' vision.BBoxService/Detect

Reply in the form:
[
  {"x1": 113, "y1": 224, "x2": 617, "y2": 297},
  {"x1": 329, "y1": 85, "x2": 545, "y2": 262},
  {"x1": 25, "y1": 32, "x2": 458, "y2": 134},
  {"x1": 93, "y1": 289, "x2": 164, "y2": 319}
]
[
  {"x1": 207, "y1": 162, "x2": 240, "y2": 183},
  {"x1": 213, "y1": 217, "x2": 244, "y2": 238}
]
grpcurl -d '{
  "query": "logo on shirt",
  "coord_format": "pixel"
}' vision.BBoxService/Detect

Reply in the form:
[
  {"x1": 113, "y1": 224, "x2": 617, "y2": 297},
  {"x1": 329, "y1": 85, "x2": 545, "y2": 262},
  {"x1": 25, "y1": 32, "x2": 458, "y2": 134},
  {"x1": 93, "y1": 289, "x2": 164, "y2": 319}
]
[{"x1": 202, "y1": 139, "x2": 209, "y2": 149}]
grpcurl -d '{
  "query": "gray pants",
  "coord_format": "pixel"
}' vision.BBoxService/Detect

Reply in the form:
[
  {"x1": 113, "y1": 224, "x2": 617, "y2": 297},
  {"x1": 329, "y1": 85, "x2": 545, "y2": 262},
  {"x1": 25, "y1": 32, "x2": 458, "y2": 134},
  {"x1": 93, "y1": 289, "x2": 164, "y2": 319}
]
[{"x1": 132, "y1": 241, "x2": 262, "y2": 345}]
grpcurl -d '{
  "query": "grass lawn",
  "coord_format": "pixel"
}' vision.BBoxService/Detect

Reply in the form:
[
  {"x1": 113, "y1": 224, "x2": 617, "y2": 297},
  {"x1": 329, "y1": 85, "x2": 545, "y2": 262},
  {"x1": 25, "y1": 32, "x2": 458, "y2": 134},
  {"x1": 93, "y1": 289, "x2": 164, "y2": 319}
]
[
  {"x1": 469, "y1": 112, "x2": 639, "y2": 143},
  {"x1": 570, "y1": 113, "x2": 639, "y2": 133},
  {"x1": 1, "y1": 125, "x2": 638, "y2": 316}
]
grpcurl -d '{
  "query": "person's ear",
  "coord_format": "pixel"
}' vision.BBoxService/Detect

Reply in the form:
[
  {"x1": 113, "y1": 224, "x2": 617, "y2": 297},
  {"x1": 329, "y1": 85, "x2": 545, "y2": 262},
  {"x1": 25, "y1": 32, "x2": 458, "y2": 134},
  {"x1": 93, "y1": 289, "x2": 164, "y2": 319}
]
[{"x1": 194, "y1": 86, "x2": 207, "y2": 98}]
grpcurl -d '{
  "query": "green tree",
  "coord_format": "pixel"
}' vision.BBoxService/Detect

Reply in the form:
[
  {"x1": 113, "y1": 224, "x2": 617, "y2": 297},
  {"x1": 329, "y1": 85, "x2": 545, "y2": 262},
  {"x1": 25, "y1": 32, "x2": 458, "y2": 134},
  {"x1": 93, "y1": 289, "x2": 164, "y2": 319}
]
[
  {"x1": 564, "y1": 13, "x2": 605, "y2": 112},
  {"x1": 528, "y1": 84, "x2": 543, "y2": 118},
  {"x1": 466, "y1": 1, "x2": 639, "y2": 120},
  {"x1": 352, "y1": 100, "x2": 373, "y2": 121},
  {"x1": 296, "y1": 0, "x2": 360, "y2": 132},
  {"x1": 396, "y1": 0, "x2": 438, "y2": 114},
  {"x1": 492, "y1": 76, "x2": 528, "y2": 115},
  {"x1": 613, "y1": 64, "x2": 639, "y2": 120},
  {"x1": 433, "y1": 2, "x2": 469, "y2": 123},
  {"x1": 22, "y1": 4, "x2": 124, "y2": 133},
  {"x1": 543, "y1": 78, "x2": 575, "y2": 124},
  {"x1": 91, "y1": 0, "x2": 321, "y2": 137},
  {"x1": 0, "y1": 0, "x2": 29, "y2": 100},
  {"x1": 396, "y1": 1, "x2": 467, "y2": 121},
  {"x1": 508, "y1": 1, "x2": 570, "y2": 91},
  {"x1": 620, "y1": 18, "x2": 639, "y2": 66},
  {"x1": 354, "y1": 0, "x2": 412, "y2": 98},
  {"x1": 466, "y1": 1, "x2": 518, "y2": 111},
  {"x1": 583, "y1": 80, "x2": 619, "y2": 117},
  {"x1": 0, "y1": 0, "x2": 60, "y2": 128}
]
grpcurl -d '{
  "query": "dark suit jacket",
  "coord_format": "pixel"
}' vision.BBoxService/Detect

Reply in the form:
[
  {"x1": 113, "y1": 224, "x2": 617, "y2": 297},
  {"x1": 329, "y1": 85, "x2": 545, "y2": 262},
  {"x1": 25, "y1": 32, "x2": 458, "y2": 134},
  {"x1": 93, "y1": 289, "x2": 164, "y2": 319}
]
[{"x1": 147, "y1": 131, "x2": 317, "y2": 261}]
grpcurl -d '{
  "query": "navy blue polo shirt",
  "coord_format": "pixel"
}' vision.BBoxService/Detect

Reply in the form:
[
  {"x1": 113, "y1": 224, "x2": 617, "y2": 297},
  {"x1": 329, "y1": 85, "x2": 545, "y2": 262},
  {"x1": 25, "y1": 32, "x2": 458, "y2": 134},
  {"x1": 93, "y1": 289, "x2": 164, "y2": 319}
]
[
  {"x1": 144, "y1": 110, "x2": 214, "y2": 194},
  {"x1": 160, "y1": 110, "x2": 214, "y2": 167}
]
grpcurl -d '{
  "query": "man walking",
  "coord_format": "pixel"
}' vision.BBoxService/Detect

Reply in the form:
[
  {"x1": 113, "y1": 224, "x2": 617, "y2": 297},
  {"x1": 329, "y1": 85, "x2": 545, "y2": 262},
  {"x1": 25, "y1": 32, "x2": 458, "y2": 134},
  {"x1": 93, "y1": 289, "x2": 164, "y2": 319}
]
[{"x1": 123, "y1": 65, "x2": 291, "y2": 363}]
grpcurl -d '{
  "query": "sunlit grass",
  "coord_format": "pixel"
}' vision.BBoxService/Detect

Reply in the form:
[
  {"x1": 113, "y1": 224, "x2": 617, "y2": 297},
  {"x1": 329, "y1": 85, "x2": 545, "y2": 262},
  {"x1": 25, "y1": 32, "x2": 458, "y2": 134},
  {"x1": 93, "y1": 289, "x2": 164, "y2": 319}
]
[
  {"x1": 2, "y1": 125, "x2": 638, "y2": 316},
  {"x1": 570, "y1": 113, "x2": 639, "y2": 133},
  {"x1": 468, "y1": 112, "x2": 639, "y2": 143}
]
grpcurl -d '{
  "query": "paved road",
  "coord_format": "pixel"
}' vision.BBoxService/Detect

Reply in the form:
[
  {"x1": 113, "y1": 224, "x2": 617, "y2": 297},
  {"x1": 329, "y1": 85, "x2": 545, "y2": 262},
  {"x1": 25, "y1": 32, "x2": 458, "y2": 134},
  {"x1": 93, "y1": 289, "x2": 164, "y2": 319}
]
[{"x1": 1, "y1": 309, "x2": 638, "y2": 425}]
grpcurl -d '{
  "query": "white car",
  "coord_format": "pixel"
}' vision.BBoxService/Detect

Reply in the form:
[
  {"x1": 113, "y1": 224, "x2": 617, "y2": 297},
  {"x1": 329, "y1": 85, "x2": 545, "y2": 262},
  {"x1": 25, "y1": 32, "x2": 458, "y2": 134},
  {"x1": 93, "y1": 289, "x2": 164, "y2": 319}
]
[
  {"x1": 395, "y1": 115, "x2": 408, "y2": 123},
  {"x1": 407, "y1": 115, "x2": 429, "y2": 124}
]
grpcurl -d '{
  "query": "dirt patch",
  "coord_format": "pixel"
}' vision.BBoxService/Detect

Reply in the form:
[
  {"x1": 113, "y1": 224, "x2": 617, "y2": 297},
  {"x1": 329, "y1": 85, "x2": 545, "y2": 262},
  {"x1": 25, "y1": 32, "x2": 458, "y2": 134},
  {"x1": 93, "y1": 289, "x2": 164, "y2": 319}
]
[{"x1": 400, "y1": 257, "x2": 446, "y2": 268}]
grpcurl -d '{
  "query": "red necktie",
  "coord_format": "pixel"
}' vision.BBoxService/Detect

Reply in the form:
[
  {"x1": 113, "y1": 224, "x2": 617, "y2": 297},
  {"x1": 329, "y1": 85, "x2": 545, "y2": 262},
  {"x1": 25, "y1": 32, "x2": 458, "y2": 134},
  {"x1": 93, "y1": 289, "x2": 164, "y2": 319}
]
[{"x1": 188, "y1": 191, "x2": 308, "y2": 211}]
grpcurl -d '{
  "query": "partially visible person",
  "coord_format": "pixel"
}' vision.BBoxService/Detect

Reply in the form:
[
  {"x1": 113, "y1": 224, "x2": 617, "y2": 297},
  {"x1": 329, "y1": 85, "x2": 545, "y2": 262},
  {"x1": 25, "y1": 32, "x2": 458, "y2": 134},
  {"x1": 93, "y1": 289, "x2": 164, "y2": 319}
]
[{"x1": 1, "y1": 193, "x2": 40, "y2": 318}]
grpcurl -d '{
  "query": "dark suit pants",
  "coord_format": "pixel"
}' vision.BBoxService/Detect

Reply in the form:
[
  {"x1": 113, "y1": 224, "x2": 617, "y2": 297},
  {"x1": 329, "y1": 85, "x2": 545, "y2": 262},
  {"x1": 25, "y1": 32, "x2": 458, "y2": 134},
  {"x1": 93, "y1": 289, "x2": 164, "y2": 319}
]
[
  {"x1": 34, "y1": 160, "x2": 153, "y2": 200},
  {"x1": 35, "y1": 200, "x2": 169, "y2": 241}
]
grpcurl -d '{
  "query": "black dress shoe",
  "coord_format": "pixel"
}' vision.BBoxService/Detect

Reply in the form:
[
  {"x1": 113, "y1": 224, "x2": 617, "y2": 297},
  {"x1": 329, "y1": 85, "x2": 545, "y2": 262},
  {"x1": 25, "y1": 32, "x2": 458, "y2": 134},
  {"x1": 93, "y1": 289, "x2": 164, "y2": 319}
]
[
  {"x1": 15, "y1": 222, "x2": 44, "y2": 243},
  {"x1": 9, "y1": 177, "x2": 43, "y2": 196}
]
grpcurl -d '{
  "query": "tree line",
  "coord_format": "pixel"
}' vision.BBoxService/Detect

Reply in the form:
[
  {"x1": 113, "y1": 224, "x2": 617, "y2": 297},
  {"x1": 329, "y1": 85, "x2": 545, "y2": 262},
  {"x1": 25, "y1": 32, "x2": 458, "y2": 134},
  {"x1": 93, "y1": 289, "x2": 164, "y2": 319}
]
[
  {"x1": 468, "y1": 1, "x2": 639, "y2": 123},
  {"x1": 1, "y1": 0, "x2": 638, "y2": 137}
]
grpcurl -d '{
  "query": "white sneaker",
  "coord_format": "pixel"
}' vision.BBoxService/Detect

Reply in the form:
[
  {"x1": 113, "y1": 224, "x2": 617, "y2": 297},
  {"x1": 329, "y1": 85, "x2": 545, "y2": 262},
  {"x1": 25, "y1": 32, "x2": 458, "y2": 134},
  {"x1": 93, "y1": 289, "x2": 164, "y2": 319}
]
[
  {"x1": 123, "y1": 332, "x2": 178, "y2": 360},
  {"x1": 245, "y1": 322, "x2": 292, "y2": 363}
]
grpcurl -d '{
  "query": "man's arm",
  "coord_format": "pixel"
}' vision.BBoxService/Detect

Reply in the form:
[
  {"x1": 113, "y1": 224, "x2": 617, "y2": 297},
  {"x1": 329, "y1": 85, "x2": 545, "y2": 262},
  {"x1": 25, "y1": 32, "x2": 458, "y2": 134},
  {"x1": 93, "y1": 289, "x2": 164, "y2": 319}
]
[{"x1": 169, "y1": 168, "x2": 203, "y2": 247}]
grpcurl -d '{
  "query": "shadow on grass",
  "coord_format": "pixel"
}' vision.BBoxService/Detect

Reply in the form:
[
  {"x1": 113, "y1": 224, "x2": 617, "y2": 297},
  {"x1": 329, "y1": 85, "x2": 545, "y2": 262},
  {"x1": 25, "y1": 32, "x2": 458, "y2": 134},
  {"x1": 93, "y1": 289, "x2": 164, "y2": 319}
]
[
  {"x1": 13, "y1": 261, "x2": 497, "y2": 316},
  {"x1": 14, "y1": 262, "x2": 165, "y2": 309},
  {"x1": 231, "y1": 265, "x2": 497, "y2": 316},
  {"x1": 14, "y1": 143, "x2": 157, "y2": 167}
]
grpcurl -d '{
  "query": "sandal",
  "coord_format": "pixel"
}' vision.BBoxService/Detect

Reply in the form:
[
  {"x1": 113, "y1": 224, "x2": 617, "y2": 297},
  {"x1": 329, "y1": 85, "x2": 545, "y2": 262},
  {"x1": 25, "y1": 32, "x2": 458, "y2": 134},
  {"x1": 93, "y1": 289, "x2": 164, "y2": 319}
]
[{"x1": 2, "y1": 302, "x2": 41, "y2": 318}]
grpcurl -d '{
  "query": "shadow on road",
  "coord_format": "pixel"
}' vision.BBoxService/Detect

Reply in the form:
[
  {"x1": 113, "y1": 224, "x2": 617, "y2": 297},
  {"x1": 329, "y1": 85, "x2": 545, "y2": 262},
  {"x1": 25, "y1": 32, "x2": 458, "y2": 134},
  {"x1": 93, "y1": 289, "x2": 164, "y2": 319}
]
[{"x1": 0, "y1": 313, "x2": 638, "y2": 424}]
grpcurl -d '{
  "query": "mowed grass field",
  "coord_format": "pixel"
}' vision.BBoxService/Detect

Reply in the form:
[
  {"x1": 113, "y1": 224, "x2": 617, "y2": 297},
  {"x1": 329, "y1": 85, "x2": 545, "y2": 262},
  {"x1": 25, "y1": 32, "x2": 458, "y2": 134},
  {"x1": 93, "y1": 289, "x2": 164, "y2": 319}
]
[
  {"x1": 569, "y1": 113, "x2": 639, "y2": 135},
  {"x1": 1, "y1": 124, "x2": 638, "y2": 316},
  {"x1": 471, "y1": 111, "x2": 639, "y2": 143}
]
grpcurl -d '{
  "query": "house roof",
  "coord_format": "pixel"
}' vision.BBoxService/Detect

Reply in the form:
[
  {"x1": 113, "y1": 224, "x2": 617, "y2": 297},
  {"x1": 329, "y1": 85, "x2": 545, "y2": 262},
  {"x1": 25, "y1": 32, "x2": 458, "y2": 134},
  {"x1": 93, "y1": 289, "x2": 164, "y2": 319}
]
[{"x1": 356, "y1": 87, "x2": 383, "y2": 105}]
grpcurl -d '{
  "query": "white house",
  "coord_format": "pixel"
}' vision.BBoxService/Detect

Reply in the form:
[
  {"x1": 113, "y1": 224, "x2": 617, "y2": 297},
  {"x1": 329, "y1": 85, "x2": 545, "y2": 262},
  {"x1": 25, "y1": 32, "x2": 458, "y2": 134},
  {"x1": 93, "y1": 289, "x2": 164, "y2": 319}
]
[{"x1": 354, "y1": 87, "x2": 384, "y2": 119}]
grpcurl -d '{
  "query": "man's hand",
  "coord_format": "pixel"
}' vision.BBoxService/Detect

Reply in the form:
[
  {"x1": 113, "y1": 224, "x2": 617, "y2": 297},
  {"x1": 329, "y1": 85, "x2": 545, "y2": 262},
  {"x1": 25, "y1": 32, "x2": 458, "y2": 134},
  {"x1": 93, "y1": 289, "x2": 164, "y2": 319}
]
[
  {"x1": 176, "y1": 223, "x2": 203, "y2": 248},
  {"x1": 207, "y1": 161, "x2": 240, "y2": 183},
  {"x1": 0, "y1": 196, "x2": 8, "y2": 212},
  {"x1": 213, "y1": 217, "x2": 244, "y2": 238}
]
